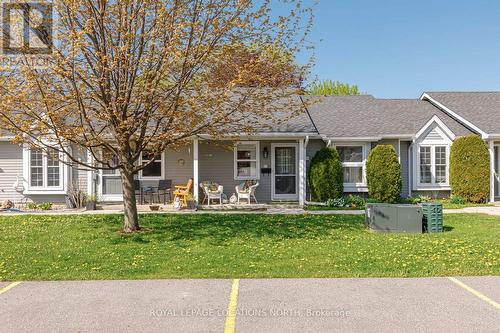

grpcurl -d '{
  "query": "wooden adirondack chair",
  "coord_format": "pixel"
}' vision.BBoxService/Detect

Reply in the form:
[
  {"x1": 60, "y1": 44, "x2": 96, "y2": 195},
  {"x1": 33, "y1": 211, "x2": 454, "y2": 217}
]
[{"x1": 173, "y1": 178, "x2": 193, "y2": 207}]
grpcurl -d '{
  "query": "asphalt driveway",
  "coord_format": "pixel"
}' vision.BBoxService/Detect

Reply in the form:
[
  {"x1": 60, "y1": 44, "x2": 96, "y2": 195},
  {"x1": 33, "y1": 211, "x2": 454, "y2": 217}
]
[{"x1": 1, "y1": 277, "x2": 499, "y2": 333}]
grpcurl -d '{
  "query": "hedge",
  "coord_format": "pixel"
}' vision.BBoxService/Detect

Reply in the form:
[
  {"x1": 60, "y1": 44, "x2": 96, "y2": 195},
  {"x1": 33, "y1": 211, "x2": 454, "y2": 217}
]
[
  {"x1": 366, "y1": 145, "x2": 402, "y2": 203},
  {"x1": 450, "y1": 135, "x2": 490, "y2": 203},
  {"x1": 309, "y1": 147, "x2": 343, "y2": 201}
]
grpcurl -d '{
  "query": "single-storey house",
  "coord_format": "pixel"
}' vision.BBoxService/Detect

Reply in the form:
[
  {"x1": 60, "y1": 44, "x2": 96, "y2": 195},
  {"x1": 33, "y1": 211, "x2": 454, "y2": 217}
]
[{"x1": 1, "y1": 91, "x2": 499, "y2": 205}]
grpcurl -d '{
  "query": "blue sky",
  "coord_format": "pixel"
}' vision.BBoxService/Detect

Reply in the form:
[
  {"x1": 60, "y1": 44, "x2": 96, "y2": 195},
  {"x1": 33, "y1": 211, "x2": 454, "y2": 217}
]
[{"x1": 293, "y1": 0, "x2": 500, "y2": 98}]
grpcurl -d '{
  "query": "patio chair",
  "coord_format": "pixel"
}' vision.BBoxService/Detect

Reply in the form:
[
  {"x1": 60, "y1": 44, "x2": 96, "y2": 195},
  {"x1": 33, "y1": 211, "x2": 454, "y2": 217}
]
[
  {"x1": 200, "y1": 181, "x2": 224, "y2": 206},
  {"x1": 157, "y1": 179, "x2": 172, "y2": 204},
  {"x1": 134, "y1": 180, "x2": 143, "y2": 205},
  {"x1": 235, "y1": 181, "x2": 259, "y2": 204},
  {"x1": 173, "y1": 178, "x2": 193, "y2": 207}
]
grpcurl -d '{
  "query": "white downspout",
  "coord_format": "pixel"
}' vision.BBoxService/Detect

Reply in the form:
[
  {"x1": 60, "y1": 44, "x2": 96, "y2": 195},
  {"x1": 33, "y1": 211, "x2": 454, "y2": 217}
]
[
  {"x1": 489, "y1": 140, "x2": 495, "y2": 203},
  {"x1": 408, "y1": 142, "x2": 413, "y2": 198}
]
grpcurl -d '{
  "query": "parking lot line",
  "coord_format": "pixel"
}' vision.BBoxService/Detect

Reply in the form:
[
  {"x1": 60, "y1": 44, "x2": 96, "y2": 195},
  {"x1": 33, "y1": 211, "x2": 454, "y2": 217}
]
[
  {"x1": 448, "y1": 277, "x2": 500, "y2": 310},
  {"x1": 0, "y1": 281, "x2": 22, "y2": 296},
  {"x1": 224, "y1": 279, "x2": 240, "y2": 333}
]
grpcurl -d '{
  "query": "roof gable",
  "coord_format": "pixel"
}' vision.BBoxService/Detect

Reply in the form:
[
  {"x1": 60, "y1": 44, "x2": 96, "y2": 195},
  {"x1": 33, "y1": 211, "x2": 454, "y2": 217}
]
[
  {"x1": 422, "y1": 92, "x2": 500, "y2": 137},
  {"x1": 303, "y1": 95, "x2": 473, "y2": 140}
]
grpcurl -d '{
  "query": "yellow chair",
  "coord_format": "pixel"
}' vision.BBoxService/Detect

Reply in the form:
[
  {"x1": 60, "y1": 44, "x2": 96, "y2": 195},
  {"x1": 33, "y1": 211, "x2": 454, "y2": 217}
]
[{"x1": 173, "y1": 178, "x2": 193, "y2": 207}]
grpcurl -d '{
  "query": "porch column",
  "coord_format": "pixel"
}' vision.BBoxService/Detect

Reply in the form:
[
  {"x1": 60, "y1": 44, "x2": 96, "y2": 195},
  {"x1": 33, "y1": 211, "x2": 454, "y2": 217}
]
[
  {"x1": 298, "y1": 138, "x2": 305, "y2": 206},
  {"x1": 86, "y1": 150, "x2": 94, "y2": 196},
  {"x1": 193, "y1": 139, "x2": 199, "y2": 203},
  {"x1": 489, "y1": 140, "x2": 495, "y2": 203}
]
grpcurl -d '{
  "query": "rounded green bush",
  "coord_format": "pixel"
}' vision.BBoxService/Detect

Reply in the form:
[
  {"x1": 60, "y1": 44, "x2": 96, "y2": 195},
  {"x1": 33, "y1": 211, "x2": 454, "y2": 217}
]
[
  {"x1": 366, "y1": 145, "x2": 402, "y2": 203},
  {"x1": 309, "y1": 147, "x2": 343, "y2": 201},
  {"x1": 450, "y1": 135, "x2": 490, "y2": 203}
]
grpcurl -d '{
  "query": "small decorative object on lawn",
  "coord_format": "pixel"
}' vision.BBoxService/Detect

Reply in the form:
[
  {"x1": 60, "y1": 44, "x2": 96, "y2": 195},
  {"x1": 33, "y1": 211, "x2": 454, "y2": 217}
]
[
  {"x1": 229, "y1": 193, "x2": 237, "y2": 204},
  {"x1": 149, "y1": 205, "x2": 160, "y2": 211},
  {"x1": 173, "y1": 196, "x2": 182, "y2": 210},
  {"x1": 1, "y1": 200, "x2": 14, "y2": 209}
]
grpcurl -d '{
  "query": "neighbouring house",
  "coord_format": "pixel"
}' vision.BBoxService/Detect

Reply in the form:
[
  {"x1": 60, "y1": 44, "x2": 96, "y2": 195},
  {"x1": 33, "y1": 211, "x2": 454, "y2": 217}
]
[{"x1": 1, "y1": 91, "x2": 499, "y2": 205}]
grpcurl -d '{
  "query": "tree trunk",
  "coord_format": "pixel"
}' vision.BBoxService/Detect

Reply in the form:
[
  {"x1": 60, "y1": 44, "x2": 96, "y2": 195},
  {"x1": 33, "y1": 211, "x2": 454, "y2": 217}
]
[{"x1": 120, "y1": 169, "x2": 140, "y2": 232}]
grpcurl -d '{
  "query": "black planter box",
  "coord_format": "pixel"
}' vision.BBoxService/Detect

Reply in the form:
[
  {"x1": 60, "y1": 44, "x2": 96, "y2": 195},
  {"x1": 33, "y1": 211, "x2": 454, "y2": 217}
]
[{"x1": 86, "y1": 201, "x2": 97, "y2": 211}]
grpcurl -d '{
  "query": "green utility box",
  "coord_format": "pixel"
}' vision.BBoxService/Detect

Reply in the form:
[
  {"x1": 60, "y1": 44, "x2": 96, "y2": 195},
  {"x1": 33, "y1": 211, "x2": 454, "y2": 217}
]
[{"x1": 421, "y1": 202, "x2": 443, "y2": 233}]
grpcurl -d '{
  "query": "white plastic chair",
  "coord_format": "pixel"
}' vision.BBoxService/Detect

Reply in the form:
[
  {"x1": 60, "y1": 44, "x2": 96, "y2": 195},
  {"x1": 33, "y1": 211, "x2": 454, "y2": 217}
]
[
  {"x1": 235, "y1": 182, "x2": 259, "y2": 204},
  {"x1": 201, "y1": 183, "x2": 224, "y2": 206}
]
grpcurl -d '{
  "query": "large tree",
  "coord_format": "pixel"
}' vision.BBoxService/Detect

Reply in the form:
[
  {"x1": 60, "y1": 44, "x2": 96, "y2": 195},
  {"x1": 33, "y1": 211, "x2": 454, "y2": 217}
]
[
  {"x1": 307, "y1": 80, "x2": 361, "y2": 96},
  {"x1": 0, "y1": 0, "x2": 312, "y2": 232}
]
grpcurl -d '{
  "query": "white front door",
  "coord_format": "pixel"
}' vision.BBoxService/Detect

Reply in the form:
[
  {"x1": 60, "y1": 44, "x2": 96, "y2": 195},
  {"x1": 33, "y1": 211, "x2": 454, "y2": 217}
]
[{"x1": 271, "y1": 143, "x2": 299, "y2": 201}]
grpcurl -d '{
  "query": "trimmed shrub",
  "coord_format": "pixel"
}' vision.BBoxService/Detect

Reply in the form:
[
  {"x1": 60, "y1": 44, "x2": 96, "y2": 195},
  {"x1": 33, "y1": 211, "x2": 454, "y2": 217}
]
[
  {"x1": 450, "y1": 195, "x2": 466, "y2": 205},
  {"x1": 366, "y1": 145, "x2": 402, "y2": 203},
  {"x1": 450, "y1": 135, "x2": 490, "y2": 203},
  {"x1": 309, "y1": 147, "x2": 343, "y2": 201}
]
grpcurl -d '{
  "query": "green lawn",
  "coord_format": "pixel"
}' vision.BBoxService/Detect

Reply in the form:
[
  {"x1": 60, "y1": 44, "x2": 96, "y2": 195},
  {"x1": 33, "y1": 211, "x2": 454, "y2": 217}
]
[
  {"x1": 304, "y1": 200, "x2": 493, "y2": 211},
  {"x1": 437, "y1": 200, "x2": 494, "y2": 210},
  {"x1": 0, "y1": 213, "x2": 498, "y2": 280}
]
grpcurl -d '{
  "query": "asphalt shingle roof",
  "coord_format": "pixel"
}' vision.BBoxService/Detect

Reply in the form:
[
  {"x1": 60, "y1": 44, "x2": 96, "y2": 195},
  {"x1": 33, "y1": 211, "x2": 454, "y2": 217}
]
[
  {"x1": 425, "y1": 92, "x2": 500, "y2": 135},
  {"x1": 302, "y1": 95, "x2": 473, "y2": 138}
]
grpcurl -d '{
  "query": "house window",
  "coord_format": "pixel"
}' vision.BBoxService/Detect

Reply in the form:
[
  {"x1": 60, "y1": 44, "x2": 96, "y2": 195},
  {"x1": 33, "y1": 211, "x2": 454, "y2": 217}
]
[
  {"x1": 419, "y1": 146, "x2": 432, "y2": 184},
  {"x1": 337, "y1": 146, "x2": 364, "y2": 184},
  {"x1": 435, "y1": 146, "x2": 447, "y2": 184},
  {"x1": 234, "y1": 142, "x2": 260, "y2": 180},
  {"x1": 418, "y1": 145, "x2": 448, "y2": 185},
  {"x1": 29, "y1": 148, "x2": 62, "y2": 189},
  {"x1": 139, "y1": 151, "x2": 164, "y2": 179}
]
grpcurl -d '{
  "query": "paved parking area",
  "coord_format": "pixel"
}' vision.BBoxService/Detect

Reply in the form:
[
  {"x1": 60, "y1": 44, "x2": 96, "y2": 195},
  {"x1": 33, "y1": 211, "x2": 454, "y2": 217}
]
[{"x1": 1, "y1": 277, "x2": 499, "y2": 333}]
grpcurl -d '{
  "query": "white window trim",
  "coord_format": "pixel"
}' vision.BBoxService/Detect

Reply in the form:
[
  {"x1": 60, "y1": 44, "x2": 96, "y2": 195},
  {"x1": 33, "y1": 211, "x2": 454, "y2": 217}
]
[
  {"x1": 234, "y1": 141, "x2": 260, "y2": 180},
  {"x1": 335, "y1": 142, "x2": 370, "y2": 192},
  {"x1": 138, "y1": 151, "x2": 165, "y2": 180},
  {"x1": 22, "y1": 146, "x2": 68, "y2": 194},
  {"x1": 413, "y1": 120, "x2": 453, "y2": 190},
  {"x1": 416, "y1": 144, "x2": 450, "y2": 188}
]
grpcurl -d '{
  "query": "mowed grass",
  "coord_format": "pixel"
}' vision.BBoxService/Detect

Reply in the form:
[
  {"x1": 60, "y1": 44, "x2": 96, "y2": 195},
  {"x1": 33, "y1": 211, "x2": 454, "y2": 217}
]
[{"x1": 0, "y1": 213, "x2": 498, "y2": 280}]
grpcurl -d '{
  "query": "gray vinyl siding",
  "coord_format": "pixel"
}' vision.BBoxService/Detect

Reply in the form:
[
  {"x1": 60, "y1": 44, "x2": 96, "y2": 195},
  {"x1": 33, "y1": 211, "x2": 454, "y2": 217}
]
[
  {"x1": 399, "y1": 141, "x2": 410, "y2": 197},
  {"x1": 108, "y1": 145, "x2": 194, "y2": 192},
  {"x1": 165, "y1": 146, "x2": 193, "y2": 187},
  {"x1": 0, "y1": 142, "x2": 68, "y2": 204},
  {"x1": 372, "y1": 139, "x2": 399, "y2": 152},
  {"x1": 199, "y1": 140, "x2": 301, "y2": 203},
  {"x1": 0, "y1": 142, "x2": 24, "y2": 203},
  {"x1": 199, "y1": 140, "x2": 271, "y2": 202},
  {"x1": 70, "y1": 145, "x2": 89, "y2": 192}
]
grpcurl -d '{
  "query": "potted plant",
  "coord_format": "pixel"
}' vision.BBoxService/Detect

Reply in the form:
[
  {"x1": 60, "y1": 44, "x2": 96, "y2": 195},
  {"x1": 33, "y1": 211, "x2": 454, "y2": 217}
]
[
  {"x1": 86, "y1": 194, "x2": 98, "y2": 211},
  {"x1": 186, "y1": 193, "x2": 196, "y2": 210},
  {"x1": 149, "y1": 204, "x2": 160, "y2": 211}
]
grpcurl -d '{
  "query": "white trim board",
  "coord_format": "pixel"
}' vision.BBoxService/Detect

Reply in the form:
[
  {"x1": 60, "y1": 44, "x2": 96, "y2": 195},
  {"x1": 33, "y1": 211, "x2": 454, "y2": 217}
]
[{"x1": 414, "y1": 115, "x2": 456, "y2": 142}]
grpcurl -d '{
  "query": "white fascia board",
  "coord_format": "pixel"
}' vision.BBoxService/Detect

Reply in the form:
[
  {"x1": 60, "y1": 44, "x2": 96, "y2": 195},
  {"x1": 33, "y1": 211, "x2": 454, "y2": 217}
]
[
  {"x1": 196, "y1": 133, "x2": 320, "y2": 140},
  {"x1": 414, "y1": 115, "x2": 456, "y2": 142},
  {"x1": 323, "y1": 135, "x2": 414, "y2": 142},
  {"x1": 421, "y1": 93, "x2": 489, "y2": 139},
  {"x1": 0, "y1": 136, "x2": 15, "y2": 141}
]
